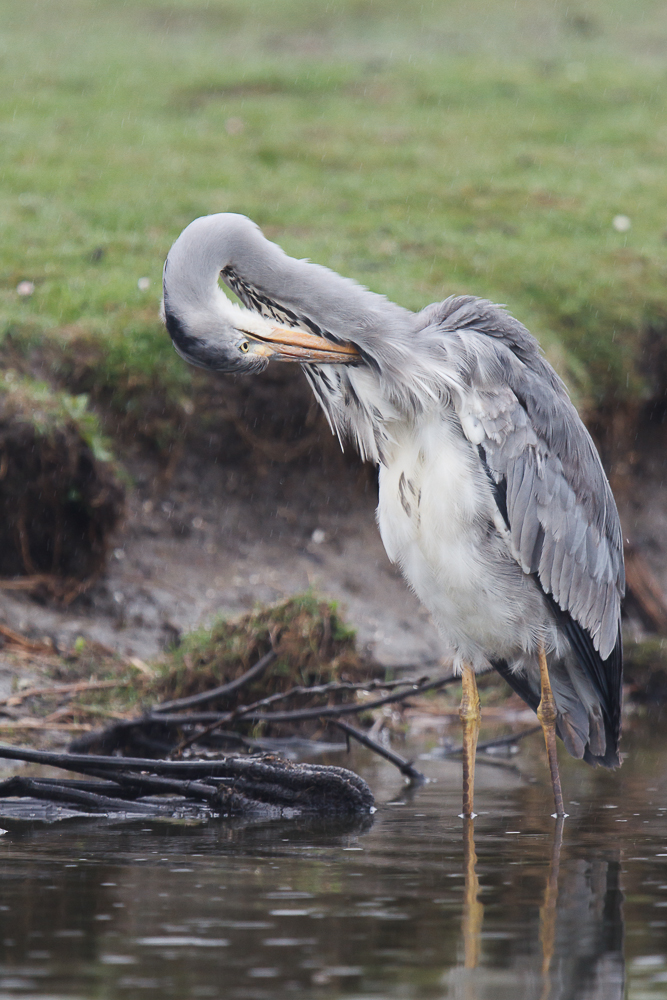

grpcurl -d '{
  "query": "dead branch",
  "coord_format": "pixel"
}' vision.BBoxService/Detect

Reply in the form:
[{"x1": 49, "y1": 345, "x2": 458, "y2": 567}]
[
  {"x1": 0, "y1": 679, "x2": 130, "y2": 708},
  {"x1": 232, "y1": 673, "x2": 457, "y2": 723},
  {"x1": 2, "y1": 776, "x2": 146, "y2": 798},
  {"x1": 0, "y1": 719, "x2": 92, "y2": 732},
  {"x1": 69, "y1": 670, "x2": 462, "y2": 757},
  {"x1": 0, "y1": 776, "x2": 166, "y2": 814},
  {"x1": 170, "y1": 673, "x2": 458, "y2": 755},
  {"x1": 0, "y1": 623, "x2": 54, "y2": 653},
  {"x1": 209, "y1": 673, "x2": 436, "y2": 716},
  {"x1": 0, "y1": 743, "x2": 374, "y2": 816},
  {"x1": 0, "y1": 571, "x2": 101, "y2": 605},
  {"x1": 332, "y1": 719, "x2": 425, "y2": 783},
  {"x1": 81, "y1": 767, "x2": 222, "y2": 803}
]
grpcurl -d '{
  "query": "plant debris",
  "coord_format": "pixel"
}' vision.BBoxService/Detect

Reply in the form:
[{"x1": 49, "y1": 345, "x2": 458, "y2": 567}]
[{"x1": 58, "y1": 593, "x2": 457, "y2": 761}]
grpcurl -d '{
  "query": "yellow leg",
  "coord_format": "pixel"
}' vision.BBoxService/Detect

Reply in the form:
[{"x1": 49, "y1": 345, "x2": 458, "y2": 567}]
[
  {"x1": 539, "y1": 816, "x2": 564, "y2": 999},
  {"x1": 536, "y1": 645, "x2": 566, "y2": 818},
  {"x1": 462, "y1": 817, "x2": 484, "y2": 970},
  {"x1": 459, "y1": 663, "x2": 481, "y2": 819}
]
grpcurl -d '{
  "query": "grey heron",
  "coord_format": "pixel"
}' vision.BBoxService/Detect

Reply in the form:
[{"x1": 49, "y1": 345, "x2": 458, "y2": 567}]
[{"x1": 162, "y1": 213, "x2": 624, "y2": 818}]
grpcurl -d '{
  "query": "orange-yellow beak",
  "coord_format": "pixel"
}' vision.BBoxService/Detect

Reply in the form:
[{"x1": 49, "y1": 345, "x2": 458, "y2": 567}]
[{"x1": 248, "y1": 325, "x2": 360, "y2": 365}]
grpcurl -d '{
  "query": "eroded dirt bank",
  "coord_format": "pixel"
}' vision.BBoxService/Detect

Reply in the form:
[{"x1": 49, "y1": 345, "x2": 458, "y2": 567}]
[
  {"x1": 0, "y1": 449, "x2": 447, "y2": 673},
  {"x1": 0, "y1": 370, "x2": 665, "y2": 693}
]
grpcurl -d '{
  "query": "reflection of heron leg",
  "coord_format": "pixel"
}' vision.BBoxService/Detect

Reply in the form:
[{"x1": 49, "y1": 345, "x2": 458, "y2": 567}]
[
  {"x1": 462, "y1": 817, "x2": 484, "y2": 970},
  {"x1": 539, "y1": 815, "x2": 564, "y2": 1000},
  {"x1": 536, "y1": 645, "x2": 566, "y2": 817},
  {"x1": 459, "y1": 663, "x2": 481, "y2": 819}
]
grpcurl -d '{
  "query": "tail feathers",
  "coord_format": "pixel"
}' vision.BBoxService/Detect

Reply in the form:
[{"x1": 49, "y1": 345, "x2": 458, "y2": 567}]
[{"x1": 559, "y1": 617, "x2": 622, "y2": 766}]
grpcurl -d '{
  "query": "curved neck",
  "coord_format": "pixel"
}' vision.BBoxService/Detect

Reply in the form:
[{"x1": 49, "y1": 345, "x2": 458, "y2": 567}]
[{"x1": 164, "y1": 213, "x2": 415, "y2": 356}]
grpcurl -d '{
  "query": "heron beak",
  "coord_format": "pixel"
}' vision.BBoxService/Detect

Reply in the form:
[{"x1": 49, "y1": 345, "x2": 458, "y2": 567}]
[{"x1": 248, "y1": 325, "x2": 360, "y2": 365}]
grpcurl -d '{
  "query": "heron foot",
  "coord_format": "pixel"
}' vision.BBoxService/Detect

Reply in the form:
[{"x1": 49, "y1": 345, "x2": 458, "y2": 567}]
[
  {"x1": 459, "y1": 664, "x2": 481, "y2": 819},
  {"x1": 537, "y1": 646, "x2": 566, "y2": 818}
]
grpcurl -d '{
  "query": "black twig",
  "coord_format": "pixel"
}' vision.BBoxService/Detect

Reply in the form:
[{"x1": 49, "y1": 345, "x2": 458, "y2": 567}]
[
  {"x1": 217, "y1": 674, "x2": 435, "y2": 714},
  {"x1": 152, "y1": 650, "x2": 276, "y2": 713},
  {"x1": 440, "y1": 725, "x2": 541, "y2": 757},
  {"x1": 0, "y1": 776, "x2": 165, "y2": 814},
  {"x1": 231, "y1": 674, "x2": 454, "y2": 726},
  {"x1": 81, "y1": 767, "x2": 222, "y2": 802},
  {"x1": 169, "y1": 673, "x2": 457, "y2": 754},
  {"x1": 71, "y1": 672, "x2": 461, "y2": 756},
  {"x1": 332, "y1": 719, "x2": 426, "y2": 784},
  {"x1": 4, "y1": 777, "x2": 144, "y2": 798},
  {"x1": 238, "y1": 673, "x2": 457, "y2": 722}
]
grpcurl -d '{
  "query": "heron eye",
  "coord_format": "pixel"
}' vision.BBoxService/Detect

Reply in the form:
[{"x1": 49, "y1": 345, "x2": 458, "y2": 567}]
[{"x1": 239, "y1": 341, "x2": 250, "y2": 353}]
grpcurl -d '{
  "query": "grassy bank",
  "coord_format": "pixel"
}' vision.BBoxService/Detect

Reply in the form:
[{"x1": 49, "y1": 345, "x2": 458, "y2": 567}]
[{"x1": 1, "y1": 0, "x2": 667, "y2": 454}]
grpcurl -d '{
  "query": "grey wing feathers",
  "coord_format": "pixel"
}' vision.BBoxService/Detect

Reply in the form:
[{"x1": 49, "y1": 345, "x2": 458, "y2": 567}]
[{"x1": 424, "y1": 296, "x2": 624, "y2": 661}]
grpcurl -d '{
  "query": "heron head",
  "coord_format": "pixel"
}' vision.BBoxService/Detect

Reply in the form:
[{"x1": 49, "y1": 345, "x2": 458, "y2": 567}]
[
  {"x1": 162, "y1": 245, "x2": 359, "y2": 374},
  {"x1": 161, "y1": 291, "x2": 273, "y2": 374},
  {"x1": 162, "y1": 293, "x2": 359, "y2": 374}
]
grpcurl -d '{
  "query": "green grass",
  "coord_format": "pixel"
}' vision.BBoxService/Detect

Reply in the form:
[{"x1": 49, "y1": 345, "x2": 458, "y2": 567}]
[
  {"x1": 1, "y1": 0, "x2": 667, "y2": 441},
  {"x1": 0, "y1": 370, "x2": 113, "y2": 462}
]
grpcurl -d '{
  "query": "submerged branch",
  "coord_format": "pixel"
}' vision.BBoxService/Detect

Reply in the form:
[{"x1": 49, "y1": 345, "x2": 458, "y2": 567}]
[
  {"x1": 441, "y1": 725, "x2": 541, "y2": 757},
  {"x1": 332, "y1": 719, "x2": 426, "y2": 784}
]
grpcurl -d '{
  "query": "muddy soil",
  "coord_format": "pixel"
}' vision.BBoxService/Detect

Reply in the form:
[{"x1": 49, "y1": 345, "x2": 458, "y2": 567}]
[
  {"x1": 0, "y1": 450, "x2": 447, "y2": 672},
  {"x1": 0, "y1": 401, "x2": 665, "y2": 683}
]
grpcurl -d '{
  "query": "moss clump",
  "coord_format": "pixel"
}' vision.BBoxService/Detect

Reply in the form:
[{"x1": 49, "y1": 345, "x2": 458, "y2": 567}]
[
  {"x1": 153, "y1": 593, "x2": 376, "y2": 733},
  {"x1": 0, "y1": 372, "x2": 124, "y2": 599}
]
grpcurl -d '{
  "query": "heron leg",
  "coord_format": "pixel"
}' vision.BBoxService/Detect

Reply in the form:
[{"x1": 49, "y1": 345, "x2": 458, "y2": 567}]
[
  {"x1": 536, "y1": 645, "x2": 566, "y2": 818},
  {"x1": 459, "y1": 663, "x2": 481, "y2": 819}
]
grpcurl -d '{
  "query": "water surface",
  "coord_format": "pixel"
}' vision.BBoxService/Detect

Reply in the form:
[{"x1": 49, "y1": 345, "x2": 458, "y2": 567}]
[{"x1": 0, "y1": 712, "x2": 666, "y2": 999}]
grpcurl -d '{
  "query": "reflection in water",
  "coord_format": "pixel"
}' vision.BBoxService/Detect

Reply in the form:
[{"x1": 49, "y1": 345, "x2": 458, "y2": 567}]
[
  {"x1": 462, "y1": 818, "x2": 483, "y2": 971},
  {"x1": 539, "y1": 815, "x2": 563, "y2": 997},
  {"x1": 548, "y1": 854, "x2": 624, "y2": 1000},
  {"x1": 456, "y1": 813, "x2": 624, "y2": 1000}
]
